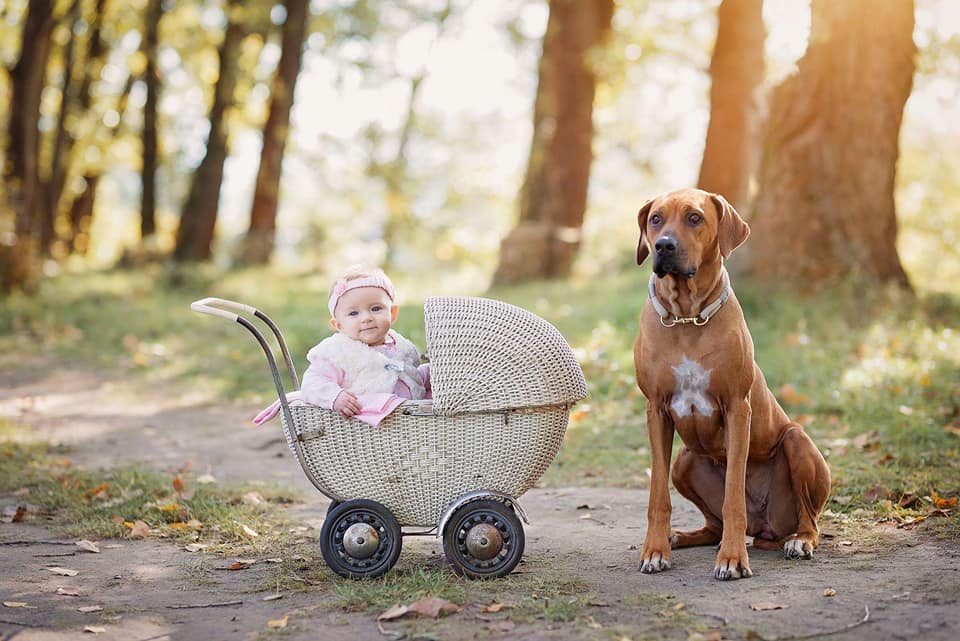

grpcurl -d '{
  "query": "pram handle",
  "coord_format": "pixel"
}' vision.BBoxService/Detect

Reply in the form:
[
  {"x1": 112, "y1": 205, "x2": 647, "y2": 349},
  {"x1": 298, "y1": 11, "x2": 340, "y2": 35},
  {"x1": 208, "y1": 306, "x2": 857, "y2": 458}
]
[
  {"x1": 191, "y1": 297, "x2": 256, "y2": 321},
  {"x1": 191, "y1": 297, "x2": 335, "y2": 499}
]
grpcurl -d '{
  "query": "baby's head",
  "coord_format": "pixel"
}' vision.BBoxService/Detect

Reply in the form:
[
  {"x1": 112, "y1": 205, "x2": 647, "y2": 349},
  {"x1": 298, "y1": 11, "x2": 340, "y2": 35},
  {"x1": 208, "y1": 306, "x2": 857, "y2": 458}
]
[{"x1": 327, "y1": 266, "x2": 398, "y2": 346}]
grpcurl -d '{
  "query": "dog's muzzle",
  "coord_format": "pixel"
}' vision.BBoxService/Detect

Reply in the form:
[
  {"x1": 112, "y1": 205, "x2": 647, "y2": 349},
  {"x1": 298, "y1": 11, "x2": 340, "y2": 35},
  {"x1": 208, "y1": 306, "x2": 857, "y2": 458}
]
[{"x1": 653, "y1": 236, "x2": 696, "y2": 278}]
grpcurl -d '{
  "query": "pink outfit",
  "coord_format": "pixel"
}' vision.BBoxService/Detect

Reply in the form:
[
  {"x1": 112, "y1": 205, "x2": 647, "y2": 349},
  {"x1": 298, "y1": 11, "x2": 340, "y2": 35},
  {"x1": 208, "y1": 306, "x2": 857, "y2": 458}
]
[{"x1": 253, "y1": 331, "x2": 430, "y2": 428}]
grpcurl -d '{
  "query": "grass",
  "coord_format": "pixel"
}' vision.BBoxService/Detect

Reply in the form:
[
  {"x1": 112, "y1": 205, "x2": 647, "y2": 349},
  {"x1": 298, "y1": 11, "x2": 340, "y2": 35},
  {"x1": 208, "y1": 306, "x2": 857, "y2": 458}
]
[
  {"x1": 0, "y1": 419, "x2": 298, "y2": 552},
  {"x1": 1, "y1": 264, "x2": 959, "y2": 623}
]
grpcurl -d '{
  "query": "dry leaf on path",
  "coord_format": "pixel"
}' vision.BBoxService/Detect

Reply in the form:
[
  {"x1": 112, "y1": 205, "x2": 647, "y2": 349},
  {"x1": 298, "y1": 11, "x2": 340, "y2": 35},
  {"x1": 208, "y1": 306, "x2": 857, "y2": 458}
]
[
  {"x1": 56, "y1": 587, "x2": 81, "y2": 597},
  {"x1": 823, "y1": 588, "x2": 837, "y2": 597},
  {"x1": 408, "y1": 597, "x2": 460, "y2": 618},
  {"x1": 750, "y1": 601, "x2": 786, "y2": 611},
  {"x1": 263, "y1": 594, "x2": 283, "y2": 602},
  {"x1": 482, "y1": 602, "x2": 512, "y2": 613},
  {"x1": 184, "y1": 543, "x2": 207, "y2": 552},
  {"x1": 47, "y1": 567, "x2": 80, "y2": 577},
  {"x1": 76, "y1": 540, "x2": 100, "y2": 554},
  {"x1": 129, "y1": 520, "x2": 150, "y2": 539},
  {"x1": 78, "y1": 605, "x2": 103, "y2": 613},
  {"x1": 3, "y1": 602, "x2": 35, "y2": 608},
  {"x1": 241, "y1": 524, "x2": 259, "y2": 538},
  {"x1": 266, "y1": 615, "x2": 288, "y2": 629},
  {"x1": 378, "y1": 604, "x2": 410, "y2": 621},
  {"x1": 83, "y1": 626, "x2": 106, "y2": 634}
]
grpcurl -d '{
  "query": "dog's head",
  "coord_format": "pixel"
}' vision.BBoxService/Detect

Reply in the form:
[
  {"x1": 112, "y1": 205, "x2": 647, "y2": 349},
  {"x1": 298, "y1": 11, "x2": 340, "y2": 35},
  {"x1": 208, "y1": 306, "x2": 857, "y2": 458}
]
[{"x1": 636, "y1": 188, "x2": 750, "y2": 278}]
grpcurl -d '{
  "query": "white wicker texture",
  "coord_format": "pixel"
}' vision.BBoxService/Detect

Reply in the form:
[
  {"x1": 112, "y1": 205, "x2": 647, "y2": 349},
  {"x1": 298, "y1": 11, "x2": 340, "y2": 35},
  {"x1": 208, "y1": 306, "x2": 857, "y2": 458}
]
[
  {"x1": 424, "y1": 296, "x2": 588, "y2": 416},
  {"x1": 279, "y1": 401, "x2": 570, "y2": 526}
]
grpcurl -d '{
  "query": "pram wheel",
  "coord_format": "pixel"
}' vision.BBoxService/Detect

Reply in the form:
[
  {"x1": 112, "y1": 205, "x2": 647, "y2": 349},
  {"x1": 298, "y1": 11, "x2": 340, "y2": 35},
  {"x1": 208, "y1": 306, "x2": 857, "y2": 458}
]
[
  {"x1": 442, "y1": 499, "x2": 525, "y2": 579},
  {"x1": 320, "y1": 499, "x2": 402, "y2": 579}
]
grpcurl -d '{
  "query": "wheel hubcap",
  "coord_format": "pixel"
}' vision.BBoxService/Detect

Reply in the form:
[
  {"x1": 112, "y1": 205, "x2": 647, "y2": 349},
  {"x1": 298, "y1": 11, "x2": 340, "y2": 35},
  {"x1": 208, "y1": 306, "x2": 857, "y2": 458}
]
[
  {"x1": 343, "y1": 523, "x2": 380, "y2": 559},
  {"x1": 465, "y1": 523, "x2": 503, "y2": 560}
]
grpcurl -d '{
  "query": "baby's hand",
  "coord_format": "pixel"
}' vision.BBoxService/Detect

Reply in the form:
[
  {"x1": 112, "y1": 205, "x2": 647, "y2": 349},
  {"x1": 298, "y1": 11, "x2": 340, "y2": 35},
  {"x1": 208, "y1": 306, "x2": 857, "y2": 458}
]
[{"x1": 333, "y1": 391, "x2": 360, "y2": 418}]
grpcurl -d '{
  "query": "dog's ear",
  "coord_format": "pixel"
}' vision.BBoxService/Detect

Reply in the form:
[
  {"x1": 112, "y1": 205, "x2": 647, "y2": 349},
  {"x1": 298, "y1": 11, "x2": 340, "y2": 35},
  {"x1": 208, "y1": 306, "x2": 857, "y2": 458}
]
[
  {"x1": 636, "y1": 199, "x2": 655, "y2": 266},
  {"x1": 710, "y1": 193, "x2": 750, "y2": 259}
]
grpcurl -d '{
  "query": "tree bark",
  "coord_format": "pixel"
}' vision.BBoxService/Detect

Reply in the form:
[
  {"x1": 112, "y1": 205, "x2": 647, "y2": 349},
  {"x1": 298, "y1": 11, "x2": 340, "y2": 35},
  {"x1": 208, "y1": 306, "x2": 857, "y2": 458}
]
[
  {"x1": 2, "y1": 0, "x2": 56, "y2": 291},
  {"x1": 235, "y1": 0, "x2": 308, "y2": 265},
  {"x1": 173, "y1": 0, "x2": 245, "y2": 262},
  {"x1": 141, "y1": 0, "x2": 163, "y2": 242},
  {"x1": 697, "y1": 0, "x2": 765, "y2": 213},
  {"x1": 45, "y1": 0, "x2": 83, "y2": 257},
  {"x1": 492, "y1": 0, "x2": 614, "y2": 285},
  {"x1": 743, "y1": 0, "x2": 914, "y2": 289}
]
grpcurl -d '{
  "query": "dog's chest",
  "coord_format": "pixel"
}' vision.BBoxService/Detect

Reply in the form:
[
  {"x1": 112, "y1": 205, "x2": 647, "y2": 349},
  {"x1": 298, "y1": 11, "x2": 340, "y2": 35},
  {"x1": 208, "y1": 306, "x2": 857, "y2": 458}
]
[{"x1": 668, "y1": 356, "x2": 716, "y2": 419}]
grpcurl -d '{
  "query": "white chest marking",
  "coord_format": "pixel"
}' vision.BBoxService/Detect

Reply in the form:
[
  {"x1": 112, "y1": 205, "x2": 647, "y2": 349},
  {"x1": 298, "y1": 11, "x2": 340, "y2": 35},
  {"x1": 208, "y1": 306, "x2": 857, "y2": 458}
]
[{"x1": 671, "y1": 356, "x2": 714, "y2": 417}]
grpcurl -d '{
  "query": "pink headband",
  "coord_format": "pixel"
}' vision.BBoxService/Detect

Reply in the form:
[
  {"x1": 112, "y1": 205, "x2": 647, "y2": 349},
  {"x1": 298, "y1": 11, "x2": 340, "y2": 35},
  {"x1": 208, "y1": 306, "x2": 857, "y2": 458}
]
[{"x1": 327, "y1": 274, "x2": 396, "y2": 316}]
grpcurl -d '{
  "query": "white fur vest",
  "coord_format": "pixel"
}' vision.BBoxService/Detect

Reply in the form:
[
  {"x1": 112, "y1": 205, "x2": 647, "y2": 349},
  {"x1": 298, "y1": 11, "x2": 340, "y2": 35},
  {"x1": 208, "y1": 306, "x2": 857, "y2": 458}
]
[{"x1": 306, "y1": 330, "x2": 426, "y2": 399}]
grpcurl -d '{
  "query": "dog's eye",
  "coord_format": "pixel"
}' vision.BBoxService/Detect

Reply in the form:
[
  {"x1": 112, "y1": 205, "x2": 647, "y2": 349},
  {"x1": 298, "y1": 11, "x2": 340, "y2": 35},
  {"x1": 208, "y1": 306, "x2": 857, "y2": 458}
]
[
  {"x1": 687, "y1": 212, "x2": 702, "y2": 225},
  {"x1": 650, "y1": 214, "x2": 663, "y2": 226}
]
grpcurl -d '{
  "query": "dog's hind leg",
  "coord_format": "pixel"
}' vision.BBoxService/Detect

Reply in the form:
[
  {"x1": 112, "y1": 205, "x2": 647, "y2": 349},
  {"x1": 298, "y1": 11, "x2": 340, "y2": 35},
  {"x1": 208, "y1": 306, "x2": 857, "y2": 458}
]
[
  {"x1": 670, "y1": 447, "x2": 724, "y2": 548},
  {"x1": 776, "y1": 426, "x2": 831, "y2": 560}
]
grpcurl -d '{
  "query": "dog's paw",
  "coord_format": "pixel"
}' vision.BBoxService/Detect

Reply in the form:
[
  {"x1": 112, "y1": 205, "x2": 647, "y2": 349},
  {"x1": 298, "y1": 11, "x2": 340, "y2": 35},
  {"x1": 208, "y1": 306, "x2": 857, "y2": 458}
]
[
  {"x1": 784, "y1": 537, "x2": 815, "y2": 560},
  {"x1": 714, "y1": 544, "x2": 752, "y2": 580},
  {"x1": 639, "y1": 551, "x2": 671, "y2": 574}
]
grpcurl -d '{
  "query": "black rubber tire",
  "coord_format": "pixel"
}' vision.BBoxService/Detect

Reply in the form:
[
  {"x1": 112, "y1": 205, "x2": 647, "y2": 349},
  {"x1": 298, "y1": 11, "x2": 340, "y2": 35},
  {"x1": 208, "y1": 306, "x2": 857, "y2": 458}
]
[
  {"x1": 442, "y1": 499, "x2": 525, "y2": 579},
  {"x1": 319, "y1": 499, "x2": 402, "y2": 579}
]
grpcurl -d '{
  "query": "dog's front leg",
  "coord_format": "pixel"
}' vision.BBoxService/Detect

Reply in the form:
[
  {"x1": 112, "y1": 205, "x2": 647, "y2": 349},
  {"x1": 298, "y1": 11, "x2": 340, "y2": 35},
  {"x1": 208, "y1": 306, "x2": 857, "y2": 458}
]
[
  {"x1": 640, "y1": 403, "x2": 674, "y2": 573},
  {"x1": 715, "y1": 395, "x2": 753, "y2": 580}
]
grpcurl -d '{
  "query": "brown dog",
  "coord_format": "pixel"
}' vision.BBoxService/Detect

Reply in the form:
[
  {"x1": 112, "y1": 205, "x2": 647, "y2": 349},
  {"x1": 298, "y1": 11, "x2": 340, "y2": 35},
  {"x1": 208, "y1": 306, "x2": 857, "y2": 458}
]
[{"x1": 633, "y1": 188, "x2": 830, "y2": 580}]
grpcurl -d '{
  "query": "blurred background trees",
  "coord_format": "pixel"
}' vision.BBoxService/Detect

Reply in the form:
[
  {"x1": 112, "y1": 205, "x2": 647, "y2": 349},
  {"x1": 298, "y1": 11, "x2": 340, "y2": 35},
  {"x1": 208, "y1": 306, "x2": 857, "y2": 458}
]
[{"x1": 0, "y1": 0, "x2": 957, "y2": 295}]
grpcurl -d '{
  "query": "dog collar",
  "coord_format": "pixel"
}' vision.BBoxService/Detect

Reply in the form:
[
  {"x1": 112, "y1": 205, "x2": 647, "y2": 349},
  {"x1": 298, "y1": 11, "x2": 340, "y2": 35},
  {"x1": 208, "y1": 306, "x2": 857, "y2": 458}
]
[{"x1": 648, "y1": 269, "x2": 731, "y2": 328}]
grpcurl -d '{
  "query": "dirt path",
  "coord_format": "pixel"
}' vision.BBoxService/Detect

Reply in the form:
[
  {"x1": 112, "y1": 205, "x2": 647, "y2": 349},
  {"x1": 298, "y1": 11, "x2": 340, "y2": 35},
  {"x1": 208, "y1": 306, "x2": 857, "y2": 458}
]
[{"x1": 2, "y1": 368, "x2": 959, "y2": 640}]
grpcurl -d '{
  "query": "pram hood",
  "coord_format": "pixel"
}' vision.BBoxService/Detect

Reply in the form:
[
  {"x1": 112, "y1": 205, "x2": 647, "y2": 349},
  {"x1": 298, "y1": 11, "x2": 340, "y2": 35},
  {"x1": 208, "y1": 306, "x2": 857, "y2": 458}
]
[{"x1": 424, "y1": 296, "x2": 588, "y2": 416}]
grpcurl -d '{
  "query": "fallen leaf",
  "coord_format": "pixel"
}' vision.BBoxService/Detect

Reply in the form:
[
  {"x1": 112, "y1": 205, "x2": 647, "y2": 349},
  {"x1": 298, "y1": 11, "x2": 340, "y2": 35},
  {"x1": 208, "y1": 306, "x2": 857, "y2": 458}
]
[
  {"x1": 56, "y1": 587, "x2": 81, "y2": 596},
  {"x1": 823, "y1": 588, "x2": 837, "y2": 597},
  {"x1": 47, "y1": 567, "x2": 80, "y2": 577},
  {"x1": 408, "y1": 597, "x2": 460, "y2": 618},
  {"x1": 838, "y1": 540, "x2": 853, "y2": 546},
  {"x1": 241, "y1": 524, "x2": 259, "y2": 538},
  {"x1": 184, "y1": 543, "x2": 208, "y2": 552},
  {"x1": 852, "y1": 431, "x2": 880, "y2": 450},
  {"x1": 863, "y1": 485, "x2": 888, "y2": 502},
  {"x1": 482, "y1": 602, "x2": 512, "y2": 613},
  {"x1": 83, "y1": 626, "x2": 106, "y2": 634},
  {"x1": 931, "y1": 490, "x2": 958, "y2": 510},
  {"x1": 377, "y1": 604, "x2": 409, "y2": 621},
  {"x1": 78, "y1": 605, "x2": 103, "y2": 613},
  {"x1": 196, "y1": 474, "x2": 217, "y2": 484},
  {"x1": 129, "y1": 520, "x2": 150, "y2": 539},
  {"x1": 778, "y1": 384, "x2": 811, "y2": 405},
  {"x1": 750, "y1": 602, "x2": 786, "y2": 611},
  {"x1": 897, "y1": 493, "x2": 919, "y2": 509},
  {"x1": 266, "y1": 615, "x2": 288, "y2": 629},
  {"x1": 263, "y1": 594, "x2": 283, "y2": 602},
  {"x1": 76, "y1": 540, "x2": 100, "y2": 554},
  {"x1": 172, "y1": 475, "x2": 186, "y2": 494},
  {"x1": 3, "y1": 602, "x2": 33, "y2": 608}
]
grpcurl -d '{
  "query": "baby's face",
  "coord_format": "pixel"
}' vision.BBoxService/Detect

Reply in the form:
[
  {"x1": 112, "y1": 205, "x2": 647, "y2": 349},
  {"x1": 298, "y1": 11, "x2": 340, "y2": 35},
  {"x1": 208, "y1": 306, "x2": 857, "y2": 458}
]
[{"x1": 330, "y1": 287, "x2": 397, "y2": 346}]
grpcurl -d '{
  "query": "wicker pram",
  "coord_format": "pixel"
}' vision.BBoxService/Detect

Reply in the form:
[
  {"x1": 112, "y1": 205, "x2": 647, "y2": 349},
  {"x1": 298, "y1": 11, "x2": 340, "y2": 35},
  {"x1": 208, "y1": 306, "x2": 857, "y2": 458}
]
[{"x1": 192, "y1": 296, "x2": 587, "y2": 579}]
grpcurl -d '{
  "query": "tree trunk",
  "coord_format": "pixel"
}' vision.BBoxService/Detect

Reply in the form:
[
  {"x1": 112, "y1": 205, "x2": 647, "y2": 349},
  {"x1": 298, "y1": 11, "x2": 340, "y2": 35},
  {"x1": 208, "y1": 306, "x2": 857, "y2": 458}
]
[
  {"x1": 2, "y1": 0, "x2": 56, "y2": 291},
  {"x1": 67, "y1": 72, "x2": 133, "y2": 255},
  {"x1": 743, "y1": 0, "x2": 914, "y2": 289},
  {"x1": 44, "y1": 0, "x2": 82, "y2": 257},
  {"x1": 173, "y1": 0, "x2": 245, "y2": 263},
  {"x1": 141, "y1": 0, "x2": 163, "y2": 242},
  {"x1": 492, "y1": 0, "x2": 614, "y2": 285},
  {"x1": 235, "y1": 0, "x2": 308, "y2": 265},
  {"x1": 697, "y1": 0, "x2": 765, "y2": 213}
]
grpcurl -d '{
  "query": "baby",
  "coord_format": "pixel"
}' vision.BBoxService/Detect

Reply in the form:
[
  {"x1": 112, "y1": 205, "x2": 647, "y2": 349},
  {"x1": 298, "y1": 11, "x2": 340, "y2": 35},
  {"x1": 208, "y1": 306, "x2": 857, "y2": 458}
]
[
  {"x1": 300, "y1": 265, "x2": 429, "y2": 423},
  {"x1": 253, "y1": 266, "x2": 429, "y2": 428}
]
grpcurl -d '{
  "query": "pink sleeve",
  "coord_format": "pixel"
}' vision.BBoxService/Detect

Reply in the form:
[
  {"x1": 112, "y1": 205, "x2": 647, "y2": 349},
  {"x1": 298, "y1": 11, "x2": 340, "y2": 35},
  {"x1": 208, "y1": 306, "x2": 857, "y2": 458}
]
[{"x1": 300, "y1": 358, "x2": 347, "y2": 409}]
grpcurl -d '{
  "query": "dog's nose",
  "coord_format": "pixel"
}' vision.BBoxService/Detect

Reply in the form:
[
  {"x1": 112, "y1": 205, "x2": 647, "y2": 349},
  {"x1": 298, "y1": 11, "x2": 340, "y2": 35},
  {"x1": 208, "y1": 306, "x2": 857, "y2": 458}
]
[{"x1": 655, "y1": 236, "x2": 678, "y2": 255}]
